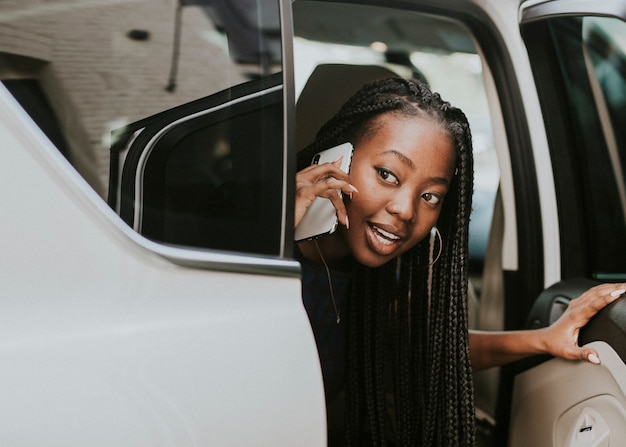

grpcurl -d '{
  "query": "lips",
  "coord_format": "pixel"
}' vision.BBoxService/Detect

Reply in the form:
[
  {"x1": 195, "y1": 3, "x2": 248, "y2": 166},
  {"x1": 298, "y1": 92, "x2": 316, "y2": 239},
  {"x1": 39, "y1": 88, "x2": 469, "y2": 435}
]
[
  {"x1": 366, "y1": 224, "x2": 403, "y2": 256},
  {"x1": 372, "y1": 225, "x2": 400, "y2": 244}
]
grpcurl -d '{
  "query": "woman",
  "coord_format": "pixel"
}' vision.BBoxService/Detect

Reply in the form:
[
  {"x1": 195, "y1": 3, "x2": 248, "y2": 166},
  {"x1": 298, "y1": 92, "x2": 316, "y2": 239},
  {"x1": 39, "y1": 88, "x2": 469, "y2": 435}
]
[{"x1": 294, "y1": 78, "x2": 625, "y2": 446}]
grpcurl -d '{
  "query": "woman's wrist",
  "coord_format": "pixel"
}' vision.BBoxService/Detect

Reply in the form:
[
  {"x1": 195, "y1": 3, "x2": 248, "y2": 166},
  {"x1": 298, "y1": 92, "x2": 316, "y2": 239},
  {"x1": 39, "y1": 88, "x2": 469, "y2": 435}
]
[{"x1": 531, "y1": 326, "x2": 552, "y2": 356}]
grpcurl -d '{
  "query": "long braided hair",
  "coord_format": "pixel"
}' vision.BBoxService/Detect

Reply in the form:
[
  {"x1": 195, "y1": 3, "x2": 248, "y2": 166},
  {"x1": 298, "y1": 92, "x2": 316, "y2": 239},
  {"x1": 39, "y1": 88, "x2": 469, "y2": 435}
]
[{"x1": 297, "y1": 78, "x2": 475, "y2": 446}]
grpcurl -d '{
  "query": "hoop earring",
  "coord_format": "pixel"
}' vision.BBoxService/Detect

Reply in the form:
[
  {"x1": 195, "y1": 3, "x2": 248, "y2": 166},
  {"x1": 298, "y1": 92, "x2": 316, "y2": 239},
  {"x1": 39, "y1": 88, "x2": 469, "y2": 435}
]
[{"x1": 425, "y1": 227, "x2": 442, "y2": 268}]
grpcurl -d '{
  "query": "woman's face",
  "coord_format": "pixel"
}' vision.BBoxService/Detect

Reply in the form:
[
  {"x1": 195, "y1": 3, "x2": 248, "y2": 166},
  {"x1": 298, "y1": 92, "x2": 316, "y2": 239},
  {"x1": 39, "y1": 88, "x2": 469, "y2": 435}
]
[{"x1": 338, "y1": 114, "x2": 456, "y2": 268}]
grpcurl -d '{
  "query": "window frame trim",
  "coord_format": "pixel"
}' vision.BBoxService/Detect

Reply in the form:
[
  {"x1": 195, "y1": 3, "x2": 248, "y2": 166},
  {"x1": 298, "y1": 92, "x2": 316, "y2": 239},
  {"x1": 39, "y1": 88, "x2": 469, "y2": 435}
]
[{"x1": 521, "y1": 0, "x2": 626, "y2": 24}]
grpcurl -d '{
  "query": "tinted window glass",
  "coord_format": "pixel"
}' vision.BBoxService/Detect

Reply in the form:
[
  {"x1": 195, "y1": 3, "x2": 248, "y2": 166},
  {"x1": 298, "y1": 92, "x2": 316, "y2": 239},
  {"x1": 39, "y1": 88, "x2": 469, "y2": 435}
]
[
  {"x1": 124, "y1": 76, "x2": 284, "y2": 254},
  {"x1": 546, "y1": 16, "x2": 626, "y2": 280},
  {"x1": 3, "y1": 79, "x2": 72, "y2": 160}
]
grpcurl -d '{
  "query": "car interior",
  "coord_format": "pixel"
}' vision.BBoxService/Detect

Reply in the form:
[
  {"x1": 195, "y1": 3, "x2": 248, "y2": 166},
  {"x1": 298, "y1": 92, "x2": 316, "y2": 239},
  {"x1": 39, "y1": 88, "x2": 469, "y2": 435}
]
[
  {"x1": 291, "y1": 2, "x2": 626, "y2": 445},
  {"x1": 295, "y1": 57, "x2": 504, "y2": 444}
]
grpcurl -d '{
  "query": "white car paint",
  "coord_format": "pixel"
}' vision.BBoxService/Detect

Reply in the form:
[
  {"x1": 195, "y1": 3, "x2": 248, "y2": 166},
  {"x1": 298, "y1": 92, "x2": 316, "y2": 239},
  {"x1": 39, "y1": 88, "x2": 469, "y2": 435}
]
[{"x1": 0, "y1": 85, "x2": 326, "y2": 446}]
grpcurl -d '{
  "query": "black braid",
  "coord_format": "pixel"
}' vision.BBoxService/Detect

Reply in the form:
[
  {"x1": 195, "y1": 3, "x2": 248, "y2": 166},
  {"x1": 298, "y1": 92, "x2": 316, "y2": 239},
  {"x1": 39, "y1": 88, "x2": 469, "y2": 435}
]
[{"x1": 300, "y1": 78, "x2": 475, "y2": 446}]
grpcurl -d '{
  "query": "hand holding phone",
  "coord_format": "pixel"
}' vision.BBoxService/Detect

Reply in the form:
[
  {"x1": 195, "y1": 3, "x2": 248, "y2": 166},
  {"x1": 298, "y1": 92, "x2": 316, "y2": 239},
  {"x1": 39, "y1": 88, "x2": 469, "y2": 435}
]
[{"x1": 294, "y1": 142, "x2": 354, "y2": 242}]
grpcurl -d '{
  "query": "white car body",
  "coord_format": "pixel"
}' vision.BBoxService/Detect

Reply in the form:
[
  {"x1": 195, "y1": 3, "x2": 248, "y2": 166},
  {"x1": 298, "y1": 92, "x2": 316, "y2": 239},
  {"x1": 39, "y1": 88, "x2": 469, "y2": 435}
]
[{"x1": 0, "y1": 87, "x2": 326, "y2": 445}]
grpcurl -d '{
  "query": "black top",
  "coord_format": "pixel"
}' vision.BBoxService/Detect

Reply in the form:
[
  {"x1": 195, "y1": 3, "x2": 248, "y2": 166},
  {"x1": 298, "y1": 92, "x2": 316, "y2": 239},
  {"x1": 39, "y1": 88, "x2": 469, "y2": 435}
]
[{"x1": 297, "y1": 247, "x2": 355, "y2": 402}]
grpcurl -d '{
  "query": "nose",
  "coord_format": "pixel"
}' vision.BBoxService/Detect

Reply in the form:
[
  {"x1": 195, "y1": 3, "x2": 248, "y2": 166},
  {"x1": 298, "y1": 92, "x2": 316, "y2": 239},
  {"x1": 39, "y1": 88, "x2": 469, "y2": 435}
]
[{"x1": 386, "y1": 188, "x2": 416, "y2": 223}]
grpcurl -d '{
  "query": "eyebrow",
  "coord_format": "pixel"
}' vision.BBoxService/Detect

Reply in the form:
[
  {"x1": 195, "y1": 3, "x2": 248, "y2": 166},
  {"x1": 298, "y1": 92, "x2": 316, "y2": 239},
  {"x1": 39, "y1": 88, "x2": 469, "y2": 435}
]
[
  {"x1": 378, "y1": 150, "x2": 415, "y2": 169},
  {"x1": 378, "y1": 149, "x2": 451, "y2": 186},
  {"x1": 430, "y1": 176, "x2": 451, "y2": 187}
]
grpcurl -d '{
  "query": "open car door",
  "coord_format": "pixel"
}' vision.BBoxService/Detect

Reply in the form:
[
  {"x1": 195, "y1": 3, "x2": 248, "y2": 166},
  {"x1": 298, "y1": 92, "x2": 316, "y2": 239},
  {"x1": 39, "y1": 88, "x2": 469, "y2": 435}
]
[
  {"x1": 0, "y1": 0, "x2": 328, "y2": 444},
  {"x1": 507, "y1": 2, "x2": 626, "y2": 445}
]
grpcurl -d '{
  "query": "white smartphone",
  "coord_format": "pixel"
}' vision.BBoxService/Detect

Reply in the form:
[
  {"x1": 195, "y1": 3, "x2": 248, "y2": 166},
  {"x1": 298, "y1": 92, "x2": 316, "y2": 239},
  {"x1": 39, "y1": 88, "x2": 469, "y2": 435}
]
[{"x1": 294, "y1": 142, "x2": 354, "y2": 242}]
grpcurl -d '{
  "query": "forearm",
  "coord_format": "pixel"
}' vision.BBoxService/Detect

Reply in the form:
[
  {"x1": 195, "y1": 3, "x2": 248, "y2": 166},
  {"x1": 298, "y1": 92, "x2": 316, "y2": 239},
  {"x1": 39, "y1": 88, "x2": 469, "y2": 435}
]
[
  {"x1": 469, "y1": 329, "x2": 548, "y2": 371},
  {"x1": 468, "y1": 284, "x2": 624, "y2": 371}
]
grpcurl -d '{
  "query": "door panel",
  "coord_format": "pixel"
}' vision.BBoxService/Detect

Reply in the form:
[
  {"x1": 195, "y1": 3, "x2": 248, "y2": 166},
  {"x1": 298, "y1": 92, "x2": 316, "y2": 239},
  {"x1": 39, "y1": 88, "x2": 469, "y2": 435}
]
[
  {"x1": 510, "y1": 341, "x2": 626, "y2": 447},
  {"x1": 511, "y1": 278, "x2": 626, "y2": 446}
]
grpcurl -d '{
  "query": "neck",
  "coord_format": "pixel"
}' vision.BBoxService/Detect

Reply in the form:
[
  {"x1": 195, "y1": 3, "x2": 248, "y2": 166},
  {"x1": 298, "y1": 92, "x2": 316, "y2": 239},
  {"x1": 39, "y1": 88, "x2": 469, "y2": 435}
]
[{"x1": 298, "y1": 232, "x2": 351, "y2": 268}]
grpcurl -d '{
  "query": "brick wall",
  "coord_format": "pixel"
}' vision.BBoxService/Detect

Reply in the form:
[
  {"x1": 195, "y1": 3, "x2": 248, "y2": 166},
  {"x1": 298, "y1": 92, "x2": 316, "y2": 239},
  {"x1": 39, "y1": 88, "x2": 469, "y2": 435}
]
[{"x1": 0, "y1": 0, "x2": 248, "y2": 197}]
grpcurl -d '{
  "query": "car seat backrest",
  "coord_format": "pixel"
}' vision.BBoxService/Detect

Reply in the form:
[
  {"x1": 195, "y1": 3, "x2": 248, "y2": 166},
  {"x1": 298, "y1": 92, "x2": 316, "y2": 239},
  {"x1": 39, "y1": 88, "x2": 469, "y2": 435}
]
[{"x1": 296, "y1": 63, "x2": 401, "y2": 150}]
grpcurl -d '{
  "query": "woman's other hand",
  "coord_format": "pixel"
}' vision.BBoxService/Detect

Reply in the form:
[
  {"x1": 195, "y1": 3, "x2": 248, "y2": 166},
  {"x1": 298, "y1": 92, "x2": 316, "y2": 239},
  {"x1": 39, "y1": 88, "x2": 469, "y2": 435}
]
[
  {"x1": 470, "y1": 283, "x2": 625, "y2": 370},
  {"x1": 542, "y1": 283, "x2": 626, "y2": 364}
]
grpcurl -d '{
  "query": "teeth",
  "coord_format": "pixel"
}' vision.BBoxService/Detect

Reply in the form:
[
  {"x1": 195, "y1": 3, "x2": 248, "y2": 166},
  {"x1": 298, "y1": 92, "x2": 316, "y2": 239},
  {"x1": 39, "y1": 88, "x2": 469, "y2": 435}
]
[{"x1": 373, "y1": 225, "x2": 400, "y2": 241}]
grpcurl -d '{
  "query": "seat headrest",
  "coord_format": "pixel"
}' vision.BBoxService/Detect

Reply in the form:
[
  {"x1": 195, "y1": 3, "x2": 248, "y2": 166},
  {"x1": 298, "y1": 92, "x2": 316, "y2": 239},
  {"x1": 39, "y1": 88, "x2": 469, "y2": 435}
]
[{"x1": 296, "y1": 64, "x2": 401, "y2": 149}]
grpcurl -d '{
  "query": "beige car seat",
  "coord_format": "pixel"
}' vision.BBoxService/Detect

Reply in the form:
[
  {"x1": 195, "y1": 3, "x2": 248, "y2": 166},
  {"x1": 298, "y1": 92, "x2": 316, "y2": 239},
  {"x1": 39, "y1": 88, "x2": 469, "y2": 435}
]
[{"x1": 296, "y1": 63, "x2": 402, "y2": 150}]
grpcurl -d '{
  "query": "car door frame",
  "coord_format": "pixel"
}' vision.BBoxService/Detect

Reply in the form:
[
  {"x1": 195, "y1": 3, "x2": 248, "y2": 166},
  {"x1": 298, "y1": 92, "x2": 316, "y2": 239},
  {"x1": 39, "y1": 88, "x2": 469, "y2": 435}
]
[{"x1": 502, "y1": 1, "x2": 626, "y2": 445}]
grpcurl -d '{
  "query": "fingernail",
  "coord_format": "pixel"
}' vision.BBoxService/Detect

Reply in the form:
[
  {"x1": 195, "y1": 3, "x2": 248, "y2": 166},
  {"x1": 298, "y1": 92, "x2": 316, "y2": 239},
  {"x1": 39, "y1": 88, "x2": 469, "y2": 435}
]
[
  {"x1": 332, "y1": 155, "x2": 344, "y2": 163},
  {"x1": 588, "y1": 353, "x2": 600, "y2": 364},
  {"x1": 345, "y1": 215, "x2": 349, "y2": 229},
  {"x1": 350, "y1": 185, "x2": 359, "y2": 193},
  {"x1": 611, "y1": 289, "x2": 625, "y2": 297}
]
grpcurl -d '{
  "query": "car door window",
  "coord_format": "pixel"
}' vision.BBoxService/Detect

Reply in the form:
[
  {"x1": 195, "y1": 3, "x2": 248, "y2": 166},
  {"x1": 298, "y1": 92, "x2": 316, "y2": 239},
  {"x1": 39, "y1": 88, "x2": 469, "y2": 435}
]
[
  {"x1": 111, "y1": 74, "x2": 284, "y2": 254},
  {"x1": 555, "y1": 16, "x2": 626, "y2": 279},
  {"x1": 522, "y1": 13, "x2": 626, "y2": 280},
  {"x1": 0, "y1": 0, "x2": 288, "y2": 257}
]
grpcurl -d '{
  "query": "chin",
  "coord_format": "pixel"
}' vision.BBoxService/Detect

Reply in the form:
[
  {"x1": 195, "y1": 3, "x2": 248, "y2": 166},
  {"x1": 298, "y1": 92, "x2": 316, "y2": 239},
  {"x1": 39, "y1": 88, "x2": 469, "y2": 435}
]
[{"x1": 354, "y1": 252, "x2": 395, "y2": 269}]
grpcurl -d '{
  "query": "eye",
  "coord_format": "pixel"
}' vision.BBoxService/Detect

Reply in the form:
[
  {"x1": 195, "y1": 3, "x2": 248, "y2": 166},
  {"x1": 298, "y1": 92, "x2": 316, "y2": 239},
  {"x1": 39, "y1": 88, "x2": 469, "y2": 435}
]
[
  {"x1": 422, "y1": 192, "x2": 442, "y2": 205},
  {"x1": 376, "y1": 167, "x2": 399, "y2": 185}
]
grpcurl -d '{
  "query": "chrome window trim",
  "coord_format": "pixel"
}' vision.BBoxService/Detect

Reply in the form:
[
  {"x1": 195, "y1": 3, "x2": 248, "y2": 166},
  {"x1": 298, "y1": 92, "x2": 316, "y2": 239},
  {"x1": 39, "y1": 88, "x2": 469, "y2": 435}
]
[
  {"x1": 128, "y1": 231, "x2": 303, "y2": 277},
  {"x1": 521, "y1": 0, "x2": 626, "y2": 24}
]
